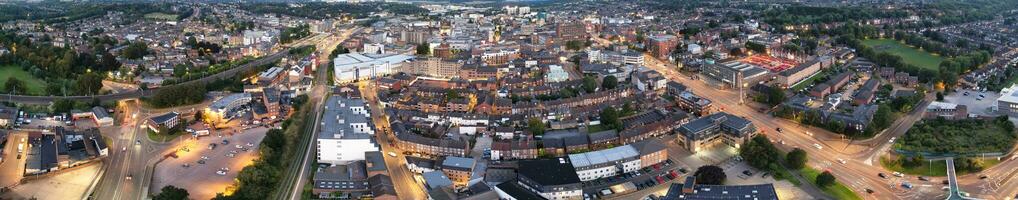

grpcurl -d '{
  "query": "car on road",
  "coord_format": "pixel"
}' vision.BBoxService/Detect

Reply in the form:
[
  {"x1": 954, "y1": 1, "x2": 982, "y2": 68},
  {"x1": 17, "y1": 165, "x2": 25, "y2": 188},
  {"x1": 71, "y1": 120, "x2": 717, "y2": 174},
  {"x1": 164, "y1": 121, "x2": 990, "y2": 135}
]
[
  {"x1": 197, "y1": 160, "x2": 206, "y2": 164},
  {"x1": 775, "y1": 128, "x2": 782, "y2": 133},
  {"x1": 837, "y1": 158, "x2": 846, "y2": 164},
  {"x1": 208, "y1": 144, "x2": 217, "y2": 150},
  {"x1": 813, "y1": 143, "x2": 823, "y2": 150},
  {"x1": 878, "y1": 173, "x2": 887, "y2": 178},
  {"x1": 235, "y1": 144, "x2": 243, "y2": 148},
  {"x1": 889, "y1": 137, "x2": 896, "y2": 143},
  {"x1": 246, "y1": 142, "x2": 254, "y2": 147},
  {"x1": 893, "y1": 172, "x2": 903, "y2": 177},
  {"x1": 201, "y1": 155, "x2": 209, "y2": 160},
  {"x1": 216, "y1": 170, "x2": 227, "y2": 175},
  {"x1": 126, "y1": 175, "x2": 132, "y2": 180},
  {"x1": 182, "y1": 163, "x2": 190, "y2": 168},
  {"x1": 135, "y1": 140, "x2": 141, "y2": 145},
  {"x1": 388, "y1": 152, "x2": 397, "y2": 157},
  {"x1": 979, "y1": 175, "x2": 988, "y2": 179},
  {"x1": 901, "y1": 182, "x2": 913, "y2": 189},
  {"x1": 918, "y1": 176, "x2": 929, "y2": 181},
  {"x1": 226, "y1": 153, "x2": 236, "y2": 158},
  {"x1": 742, "y1": 170, "x2": 754, "y2": 176},
  {"x1": 222, "y1": 140, "x2": 229, "y2": 145},
  {"x1": 865, "y1": 188, "x2": 874, "y2": 194}
]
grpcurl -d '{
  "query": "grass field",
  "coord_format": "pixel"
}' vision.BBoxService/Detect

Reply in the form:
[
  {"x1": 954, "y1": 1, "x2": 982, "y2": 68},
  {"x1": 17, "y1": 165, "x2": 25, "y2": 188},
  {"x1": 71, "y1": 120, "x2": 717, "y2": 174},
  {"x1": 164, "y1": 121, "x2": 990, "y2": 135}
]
[
  {"x1": 862, "y1": 39, "x2": 944, "y2": 71},
  {"x1": 0, "y1": 65, "x2": 47, "y2": 95},
  {"x1": 148, "y1": 129, "x2": 185, "y2": 143},
  {"x1": 144, "y1": 12, "x2": 178, "y2": 21},
  {"x1": 881, "y1": 156, "x2": 1001, "y2": 177},
  {"x1": 800, "y1": 168, "x2": 863, "y2": 200}
]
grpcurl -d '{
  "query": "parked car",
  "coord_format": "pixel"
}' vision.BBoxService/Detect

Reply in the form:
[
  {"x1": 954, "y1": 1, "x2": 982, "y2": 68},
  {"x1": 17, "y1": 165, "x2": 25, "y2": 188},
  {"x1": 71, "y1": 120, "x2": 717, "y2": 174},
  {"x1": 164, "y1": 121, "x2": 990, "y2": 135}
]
[{"x1": 878, "y1": 173, "x2": 887, "y2": 178}]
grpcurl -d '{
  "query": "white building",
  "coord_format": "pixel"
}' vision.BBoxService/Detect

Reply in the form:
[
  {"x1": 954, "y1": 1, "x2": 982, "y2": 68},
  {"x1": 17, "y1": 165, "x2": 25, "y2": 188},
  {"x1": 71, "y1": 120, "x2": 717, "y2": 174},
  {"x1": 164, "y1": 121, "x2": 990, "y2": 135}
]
[
  {"x1": 545, "y1": 65, "x2": 569, "y2": 83},
  {"x1": 587, "y1": 49, "x2": 645, "y2": 66},
  {"x1": 333, "y1": 53, "x2": 414, "y2": 84},
  {"x1": 363, "y1": 43, "x2": 385, "y2": 54},
  {"x1": 997, "y1": 84, "x2": 1018, "y2": 117},
  {"x1": 206, "y1": 93, "x2": 252, "y2": 121},
  {"x1": 317, "y1": 95, "x2": 378, "y2": 165},
  {"x1": 568, "y1": 145, "x2": 642, "y2": 181}
]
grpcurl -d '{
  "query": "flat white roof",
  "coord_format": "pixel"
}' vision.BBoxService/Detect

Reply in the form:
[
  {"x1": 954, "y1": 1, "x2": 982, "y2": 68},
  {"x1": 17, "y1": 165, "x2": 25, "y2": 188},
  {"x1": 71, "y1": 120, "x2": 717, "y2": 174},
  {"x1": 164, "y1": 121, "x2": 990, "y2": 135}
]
[
  {"x1": 998, "y1": 84, "x2": 1018, "y2": 104},
  {"x1": 927, "y1": 101, "x2": 958, "y2": 110}
]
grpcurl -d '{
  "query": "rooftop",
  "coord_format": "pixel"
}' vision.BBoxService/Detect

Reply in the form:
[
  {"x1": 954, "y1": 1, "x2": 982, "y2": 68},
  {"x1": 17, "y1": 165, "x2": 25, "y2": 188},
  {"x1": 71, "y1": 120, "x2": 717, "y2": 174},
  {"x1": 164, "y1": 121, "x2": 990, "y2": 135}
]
[
  {"x1": 320, "y1": 95, "x2": 374, "y2": 140},
  {"x1": 518, "y1": 158, "x2": 580, "y2": 186},
  {"x1": 441, "y1": 156, "x2": 476, "y2": 171},
  {"x1": 568, "y1": 145, "x2": 639, "y2": 168}
]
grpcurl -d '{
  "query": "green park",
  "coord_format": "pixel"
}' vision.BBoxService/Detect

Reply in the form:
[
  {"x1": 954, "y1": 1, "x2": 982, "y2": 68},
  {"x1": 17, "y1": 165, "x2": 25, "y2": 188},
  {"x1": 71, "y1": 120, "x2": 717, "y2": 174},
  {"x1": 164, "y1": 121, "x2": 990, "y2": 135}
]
[
  {"x1": 861, "y1": 39, "x2": 944, "y2": 71},
  {"x1": 0, "y1": 65, "x2": 47, "y2": 95}
]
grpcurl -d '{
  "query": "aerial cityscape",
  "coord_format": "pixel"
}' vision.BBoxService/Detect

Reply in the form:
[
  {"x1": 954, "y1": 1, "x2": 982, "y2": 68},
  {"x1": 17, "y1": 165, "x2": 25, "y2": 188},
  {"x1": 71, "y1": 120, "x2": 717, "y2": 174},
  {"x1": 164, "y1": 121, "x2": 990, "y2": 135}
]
[{"x1": 0, "y1": 0, "x2": 1017, "y2": 200}]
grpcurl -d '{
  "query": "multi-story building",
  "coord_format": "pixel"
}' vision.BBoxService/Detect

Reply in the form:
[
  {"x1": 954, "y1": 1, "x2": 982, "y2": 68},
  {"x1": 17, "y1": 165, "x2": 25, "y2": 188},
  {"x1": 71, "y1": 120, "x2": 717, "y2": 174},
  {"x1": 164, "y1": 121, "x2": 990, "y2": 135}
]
[
  {"x1": 999, "y1": 84, "x2": 1018, "y2": 117},
  {"x1": 809, "y1": 72, "x2": 851, "y2": 98},
  {"x1": 924, "y1": 102, "x2": 967, "y2": 120},
  {"x1": 440, "y1": 156, "x2": 476, "y2": 188},
  {"x1": 206, "y1": 93, "x2": 252, "y2": 122},
  {"x1": 317, "y1": 95, "x2": 378, "y2": 165},
  {"x1": 567, "y1": 145, "x2": 641, "y2": 181},
  {"x1": 404, "y1": 57, "x2": 462, "y2": 79},
  {"x1": 258, "y1": 67, "x2": 286, "y2": 86},
  {"x1": 675, "y1": 112, "x2": 758, "y2": 153},
  {"x1": 262, "y1": 88, "x2": 281, "y2": 119},
  {"x1": 393, "y1": 125, "x2": 470, "y2": 157},
  {"x1": 147, "y1": 112, "x2": 180, "y2": 133},
  {"x1": 853, "y1": 78, "x2": 880, "y2": 105},
  {"x1": 700, "y1": 61, "x2": 770, "y2": 89},
  {"x1": 677, "y1": 91, "x2": 713, "y2": 116},
  {"x1": 646, "y1": 35, "x2": 678, "y2": 59},
  {"x1": 333, "y1": 53, "x2": 414, "y2": 84},
  {"x1": 556, "y1": 22, "x2": 587, "y2": 41},
  {"x1": 776, "y1": 59, "x2": 823, "y2": 88},
  {"x1": 661, "y1": 176, "x2": 777, "y2": 200},
  {"x1": 516, "y1": 158, "x2": 583, "y2": 200},
  {"x1": 587, "y1": 49, "x2": 644, "y2": 66}
]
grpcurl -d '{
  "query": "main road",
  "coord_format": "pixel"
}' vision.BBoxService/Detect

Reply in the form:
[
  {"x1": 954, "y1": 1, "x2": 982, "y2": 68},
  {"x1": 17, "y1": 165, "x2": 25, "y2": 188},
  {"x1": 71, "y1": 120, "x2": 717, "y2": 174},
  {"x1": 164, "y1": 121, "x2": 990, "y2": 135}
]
[{"x1": 642, "y1": 55, "x2": 932, "y2": 199}]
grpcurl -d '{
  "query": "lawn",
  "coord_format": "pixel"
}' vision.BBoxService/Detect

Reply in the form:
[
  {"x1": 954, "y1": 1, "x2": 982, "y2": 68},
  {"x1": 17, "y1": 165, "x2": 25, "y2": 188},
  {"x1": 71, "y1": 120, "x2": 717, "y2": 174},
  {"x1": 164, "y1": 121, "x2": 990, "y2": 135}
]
[
  {"x1": 861, "y1": 39, "x2": 944, "y2": 71},
  {"x1": 0, "y1": 65, "x2": 47, "y2": 95},
  {"x1": 881, "y1": 156, "x2": 1002, "y2": 176},
  {"x1": 790, "y1": 70, "x2": 829, "y2": 92},
  {"x1": 800, "y1": 168, "x2": 863, "y2": 200},
  {"x1": 144, "y1": 12, "x2": 178, "y2": 21},
  {"x1": 148, "y1": 129, "x2": 186, "y2": 143},
  {"x1": 895, "y1": 118, "x2": 1016, "y2": 154}
]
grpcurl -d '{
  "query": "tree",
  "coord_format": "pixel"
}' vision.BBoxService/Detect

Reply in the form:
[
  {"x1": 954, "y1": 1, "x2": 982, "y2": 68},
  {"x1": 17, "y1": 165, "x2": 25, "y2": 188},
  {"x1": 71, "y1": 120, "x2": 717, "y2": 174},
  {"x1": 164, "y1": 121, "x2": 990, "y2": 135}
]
[
  {"x1": 122, "y1": 42, "x2": 150, "y2": 60},
  {"x1": 527, "y1": 118, "x2": 545, "y2": 135},
  {"x1": 693, "y1": 165, "x2": 726, "y2": 185},
  {"x1": 566, "y1": 40, "x2": 584, "y2": 51},
  {"x1": 602, "y1": 75, "x2": 618, "y2": 89},
  {"x1": 153, "y1": 185, "x2": 189, "y2": 200},
  {"x1": 600, "y1": 107, "x2": 621, "y2": 131},
  {"x1": 816, "y1": 171, "x2": 836, "y2": 188},
  {"x1": 416, "y1": 43, "x2": 430, "y2": 55},
  {"x1": 745, "y1": 41, "x2": 767, "y2": 54},
  {"x1": 582, "y1": 76, "x2": 597, "y2": 93},
  {"x1": 764, "y1": 85, "x2": 786, "y2": 106},
  {"x1": 74, "y1": 72, "x2": 104, "y2": 95},
  {"x1": 786, "y1": 148, "x2": 807, "y2": 170},
  {"x1": 3, "y1": 77, "x2": 27, "y2": 95},
  {"x1": 740, "y1": 135, "x2": 782, "y2": 170}
]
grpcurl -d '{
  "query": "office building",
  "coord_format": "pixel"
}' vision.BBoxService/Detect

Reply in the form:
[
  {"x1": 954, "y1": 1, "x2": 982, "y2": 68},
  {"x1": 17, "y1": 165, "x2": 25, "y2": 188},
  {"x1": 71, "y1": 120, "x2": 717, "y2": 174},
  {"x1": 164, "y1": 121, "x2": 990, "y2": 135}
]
[
  {"x1": 675, "y1": 112, "x2": 757, "y2": 153},
  {"x1": 517, "y1": 158, "x2": 583, "y2": 200},
  {"x1": 333, "y1": 53, "x2": 414, "y2": 84},
  {"x1": 317, "y1": 95, "x2": 378, "y2": 165}
]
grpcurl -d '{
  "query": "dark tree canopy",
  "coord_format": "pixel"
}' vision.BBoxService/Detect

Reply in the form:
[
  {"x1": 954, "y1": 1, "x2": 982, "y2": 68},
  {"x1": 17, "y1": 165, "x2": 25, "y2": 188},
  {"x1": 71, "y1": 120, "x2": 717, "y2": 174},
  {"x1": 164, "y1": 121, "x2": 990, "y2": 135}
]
[
  {"x1": 816, "y1": 171, "x2": 836, "y2": 188},
  {"x1": 694, "y1": 165, "x2": 726, "y2": 185},
  {"x1": 153, "y1": 185, "x2": 189, "y2": 200},
  {"x1": 786, "y1": 148, "x2": 807, "y2": 170},
  {"x1": 602, "y1": 75, "x2": 618, "y2": 89}
]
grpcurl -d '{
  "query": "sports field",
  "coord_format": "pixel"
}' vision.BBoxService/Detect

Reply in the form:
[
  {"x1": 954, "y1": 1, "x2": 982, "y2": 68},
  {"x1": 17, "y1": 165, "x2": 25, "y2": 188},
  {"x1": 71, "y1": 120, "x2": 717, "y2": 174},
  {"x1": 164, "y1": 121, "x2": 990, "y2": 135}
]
[
  {"x1": 144, "y1": 12, "x2": 178, "y2": 21},
  {"x1": 862, "y1": 39, "x2": 944, "y2": 71},
  {"x1": 0, "y1": 65, "x2": 47, "y2": 95}
]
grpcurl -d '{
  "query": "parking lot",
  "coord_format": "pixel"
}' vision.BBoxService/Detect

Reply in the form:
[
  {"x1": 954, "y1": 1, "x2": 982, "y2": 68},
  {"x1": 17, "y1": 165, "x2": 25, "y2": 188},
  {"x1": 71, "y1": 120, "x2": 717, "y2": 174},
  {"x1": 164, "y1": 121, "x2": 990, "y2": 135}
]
[
  {"x1": 943, "y1": 88, "x2": 1001, "y2": 117},
  {"x1": 150, "y1": 126, "x2": 269, "y2": 199},
  {"x1": 1, "y1": 132, "x2": 28, "y2": 188},
  {"x1": 1, "y1": 162, "x2": 101, "y2": 200}
]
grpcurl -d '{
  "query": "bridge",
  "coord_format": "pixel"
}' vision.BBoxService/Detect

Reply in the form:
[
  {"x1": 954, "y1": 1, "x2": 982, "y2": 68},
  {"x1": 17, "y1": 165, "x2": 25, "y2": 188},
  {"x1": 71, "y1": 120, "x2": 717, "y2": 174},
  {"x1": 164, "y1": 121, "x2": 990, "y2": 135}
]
[{"x1": 946, "y1": 158, "x2": 982, "y2": 200}]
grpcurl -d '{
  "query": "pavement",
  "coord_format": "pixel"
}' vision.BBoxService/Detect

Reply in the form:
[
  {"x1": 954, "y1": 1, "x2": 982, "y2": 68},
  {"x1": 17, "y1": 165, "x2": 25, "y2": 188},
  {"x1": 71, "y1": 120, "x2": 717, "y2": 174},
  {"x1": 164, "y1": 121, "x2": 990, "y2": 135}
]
[
  {"x1": 942, "y1": 89, "x2": 1001, "y2": 117},
  {"x1": 360, "y1": 80, "x2": 428, "y2": 200},
  {"x1": 150, "y1": 127, "x2": 268, "y2": 199},
  {"x1": 0, "y1": 132, "x2": 28, "y2": 189},
  {"x1": 642, "y1": 55, "x2": 937, "y2": 200},
  {"x1": 1, "y1": 162, "x2": 102, "y2": 200}
]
